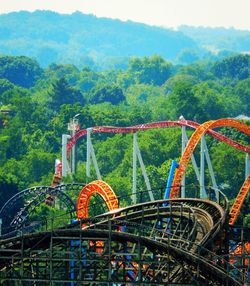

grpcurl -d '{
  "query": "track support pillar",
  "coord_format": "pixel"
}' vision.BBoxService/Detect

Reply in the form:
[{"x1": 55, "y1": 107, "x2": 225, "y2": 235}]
[
  {"x1": 62, "y1": 134, "x2": 71, "y2": 177},
  {"x1": 132, "y1": 132, "x2": 137, "y2": 204},
  {"x1": 86, "y1": 128, "x2": 92, "y2": 179},
  {"x1": 246, "y1": 153, "x2": 250, "y2": 178},
  {"x1": 181, "y1": 124, "x2": 186, "y2": 197},
  {"x1": 200, "y1": 135, "x2": 206, "y2": 198}
]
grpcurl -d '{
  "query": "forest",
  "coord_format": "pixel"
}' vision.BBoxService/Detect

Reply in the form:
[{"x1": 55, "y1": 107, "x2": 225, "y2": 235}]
[
  {"x1": 0, "y1": 53, "x2": 249, "y2": 225},
  {"x1": 1, "y1": 11, "x2": 250, "y2": 68}
]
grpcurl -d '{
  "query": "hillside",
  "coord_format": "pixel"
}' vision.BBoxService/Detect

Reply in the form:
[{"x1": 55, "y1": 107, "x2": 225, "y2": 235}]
[
  {"x1": 179, "y1": 25, "x2": 250, "y2": 53},
  {"x1": 1, "y1": 11, "x2": 249, "y2": 69},
  {"x1": 0, "y1": 10, "x2": 198, "y2": 68}
]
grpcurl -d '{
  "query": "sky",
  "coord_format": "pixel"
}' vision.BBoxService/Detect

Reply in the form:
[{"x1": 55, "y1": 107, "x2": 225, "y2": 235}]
[{"x1": 1, "y1": 0, "x2": 250, "y2": 30}]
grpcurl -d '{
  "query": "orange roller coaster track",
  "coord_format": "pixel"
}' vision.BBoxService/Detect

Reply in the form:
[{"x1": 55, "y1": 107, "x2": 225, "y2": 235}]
[
  {"x1": 77, "y1": 180, "x2": 119, "y2": 219},
  {"x1": 170, "y1": 118, "x2": 250, "y2": 199},
  {"x1": 229, "y1": 173, "x2": 250, "y2": 226}
]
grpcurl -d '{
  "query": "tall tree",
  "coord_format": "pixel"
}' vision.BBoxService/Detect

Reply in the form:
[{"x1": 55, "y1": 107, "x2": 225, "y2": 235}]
[
  {"x1": 128, "y1": 55, "x2": 173, "y2": 86},
  {"x1": 212, "y1": 54, "x2": 250, "y2": 80},
  {"x1": 167, "y1": 81, "x2": 199, "y2": 120},
  {"x1": 48, "y1": 78, "x2": 85, "y2": 111},
  {"x1": 234, "y1": 78, "x2": 250, "y2": 116},
  {"x1": 0, "y1": 55, "x2": 43, "y2": 88},
  {"x1": 89, "y1": 84, "x2": 125, "y2": 105}
]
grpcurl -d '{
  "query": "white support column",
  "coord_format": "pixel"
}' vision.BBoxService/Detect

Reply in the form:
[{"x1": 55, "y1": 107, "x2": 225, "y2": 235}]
[
  {"x1": 90, "y1": 141, "x2": 102, "y2": 180},
  {"x1": 86, "y1": 128, "x2": 92, "y2": 179},
  {"x1": 204, "y1": 139, "x2": 218, "y2": 188},
  {"x1": 67, "y1": 115, "x2": 80, "y2": 174},
  {"x1": 71, "y1": 130, "x2": 76, "y2": 174},
  {"x1": 203, "y1": 139, "x2": 219, "y2": 201},
  {"x1": 200, "y1": 135, "x2": 206, "y2": 198},
  {"x1": 181, "y1": 125, "x2": 186, "y2": 198},
  {"x1": 135, "y1": 140, "x2": 154, "y2": 201},
  {"x1": 62, "y1": 134, "x2": 71, "y2": 177},
  {"x1": 246, "y1": 153, "x2": 250, "y2": 178},
  {"x1": 132, "y1": 133, "x2": 137, "y2": 204}
]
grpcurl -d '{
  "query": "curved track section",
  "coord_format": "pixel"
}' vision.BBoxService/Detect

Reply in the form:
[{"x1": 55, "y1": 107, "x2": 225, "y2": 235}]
[
  {"x1": 77, "y1": 180, "x2": 119, "y2": 219},
  {"x1": 0, "y1": 198, "x2": 245, "y2": 285},
  {"x1": 171, "y1": 118, "x2": 250, "y2": 199},
  {"x1": 66, "y1": 119, "x2": 250, "y2": 156},
  {"x1": 86, "y1": 197, "x2": 227, "y2": 250},
  {"x1": 229, "y1": 173, "x2": 250, "y2": 225},
  {"x1": 0, "y1": 184, "x2": 84, "y2": 234}
]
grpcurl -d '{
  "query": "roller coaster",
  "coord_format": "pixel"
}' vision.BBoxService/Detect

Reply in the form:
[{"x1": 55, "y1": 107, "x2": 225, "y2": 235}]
[{"x1": 0, "y1": 118, "x2": 249, "y2": 285}]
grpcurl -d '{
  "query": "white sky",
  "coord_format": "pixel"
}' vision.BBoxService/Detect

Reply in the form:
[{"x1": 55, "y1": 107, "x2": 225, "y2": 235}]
[{"x1": 1, "y1": 0, "x2": 250, "y2": 30}]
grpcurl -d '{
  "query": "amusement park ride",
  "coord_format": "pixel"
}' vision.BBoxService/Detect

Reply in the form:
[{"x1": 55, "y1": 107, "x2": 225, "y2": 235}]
[{"x1": 0, "y1": 117, "x2": 249, "y2": 285}]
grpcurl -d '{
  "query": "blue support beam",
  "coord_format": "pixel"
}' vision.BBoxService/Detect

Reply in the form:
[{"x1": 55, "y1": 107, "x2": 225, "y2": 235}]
[{"x1": 164, "y1": 160, "x2": 179, "y2": 200}]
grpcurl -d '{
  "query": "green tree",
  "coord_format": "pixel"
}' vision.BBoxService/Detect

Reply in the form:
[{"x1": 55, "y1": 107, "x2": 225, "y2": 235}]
[
  {"x1": 211, "y1": 142, "x2": 245, "y2": 200},
  {"x1": 0, "y1": 79, "x2": 14, "y2": 94},
  {"x1": 0, "y1": 55, "x2": 43, "y2": 88},
  {"x1": 167, "y1": 81, "x2": 199, "y2": 120},
  {"x1": 125, "y1": 84, "x2": 164, "y2": 105},
  {"x1": 89, "y1": 84, "x2": 125, "y2": 105},
  {"x1": 212, "y1": 54, "x2": 250, "y2": 80},
  {"x1": 176, "y1": 61, "x2": 213, "y2": 81},
  {"x1": 48, "y1": 78, "x2": 85, "y2": 111},
  {"x1": 45, "y1": 63, "x2": 80, "y2": 85},
  {"x1": 193, "y1": 82, "x2": 226, "y2": 121},
  {"x1": 128, "y1": 55, "x2": 173, "y2": 86},
  {"x1": 234, "y1": 78, "x2": 250, "y2": 116},
  {"x1": 176, "y1": 49, "x2": 199, "y2": 64}
]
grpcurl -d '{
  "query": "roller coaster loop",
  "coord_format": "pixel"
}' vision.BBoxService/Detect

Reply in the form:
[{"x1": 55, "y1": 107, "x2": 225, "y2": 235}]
[
  {"x1": 66, "y1": 119, "x2": 250, "y2": 156},
  {"x1": 170, "y1": 118, "x2": 250, "y2": 199},
  {"x1": 77, "y1": 180, "x2": 119, "y2": 219}
]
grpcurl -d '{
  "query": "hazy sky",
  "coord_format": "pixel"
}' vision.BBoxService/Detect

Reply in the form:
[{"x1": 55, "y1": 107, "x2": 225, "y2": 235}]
[{"x1": 1, "y1": 0, "x2": 250, "y2": 30}]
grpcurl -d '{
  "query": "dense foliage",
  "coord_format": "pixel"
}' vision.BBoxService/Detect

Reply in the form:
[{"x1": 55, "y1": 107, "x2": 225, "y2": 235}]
[{"x1": 0, "y1": 53, "x2": 249, "y2": 225}]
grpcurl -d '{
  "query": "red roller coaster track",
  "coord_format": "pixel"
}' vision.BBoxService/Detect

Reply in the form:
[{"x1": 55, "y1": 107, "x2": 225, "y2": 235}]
[{"x1": 66, "y1": 119, "x2": 250, "y2": 156}]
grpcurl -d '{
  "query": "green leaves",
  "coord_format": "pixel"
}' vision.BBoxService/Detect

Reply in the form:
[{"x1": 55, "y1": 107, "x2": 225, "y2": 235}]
[
  {"x1": 88, "y1": 84, "x2": 125, "y2": 105},
  {"x1": 48, "y1": 78, "x2": 85, "y2": 111},
  {"x1": 212, "y1": 54, "x2": 250, "y2": 80},
  {"x1": 167, "y1": 80, "x2": 199, "y2": 120},
  {"x1": 0, "y1": 55, "x2": 43, "y2": 88},
  {"x1": 128, "y1": 55, "x2": 173, "y2": 86}
]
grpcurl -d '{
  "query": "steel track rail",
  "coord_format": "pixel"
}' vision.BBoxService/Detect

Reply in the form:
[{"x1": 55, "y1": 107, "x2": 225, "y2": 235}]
[{"x1": 0, "y1": 183, "x2": 85, "y2": 233}]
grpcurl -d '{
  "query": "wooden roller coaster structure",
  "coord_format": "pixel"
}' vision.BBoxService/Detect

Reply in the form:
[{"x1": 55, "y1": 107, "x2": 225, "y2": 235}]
[{"x1": 0, "y1": 118, "x2": 249, "y2": 285}]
